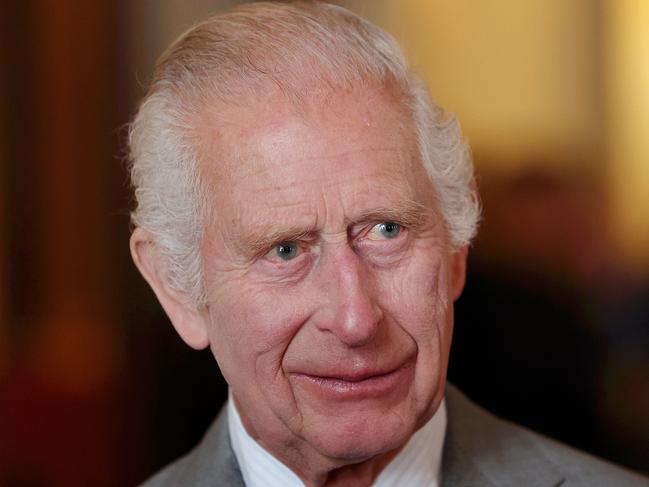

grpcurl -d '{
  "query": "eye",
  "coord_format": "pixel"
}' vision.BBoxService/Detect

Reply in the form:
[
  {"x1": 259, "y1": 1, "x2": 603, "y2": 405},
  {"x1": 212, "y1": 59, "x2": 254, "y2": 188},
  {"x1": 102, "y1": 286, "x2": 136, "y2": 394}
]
[
  {"x1": 266, "y1": 242, "x2": 301, "y2": 262},
  {"x1": 367, "y1": 222, "x2": 402, "y2": 240}
]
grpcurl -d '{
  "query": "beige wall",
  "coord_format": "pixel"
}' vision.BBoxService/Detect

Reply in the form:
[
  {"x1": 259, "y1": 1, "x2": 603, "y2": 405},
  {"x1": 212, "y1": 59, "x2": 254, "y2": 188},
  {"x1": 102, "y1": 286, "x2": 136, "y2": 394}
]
[
  {"x1": 351, "y1": 0, "x2": 602, "y2": 170},
  {"x1": 605, "y1": 0, "x2": 649, "y2": 270}
]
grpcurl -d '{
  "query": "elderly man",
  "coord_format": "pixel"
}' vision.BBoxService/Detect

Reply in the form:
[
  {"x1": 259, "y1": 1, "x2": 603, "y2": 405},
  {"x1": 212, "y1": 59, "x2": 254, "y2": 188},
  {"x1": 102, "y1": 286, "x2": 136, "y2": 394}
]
[{"x1": 128, "y1": 2, "x2": 647, "y2": 486}]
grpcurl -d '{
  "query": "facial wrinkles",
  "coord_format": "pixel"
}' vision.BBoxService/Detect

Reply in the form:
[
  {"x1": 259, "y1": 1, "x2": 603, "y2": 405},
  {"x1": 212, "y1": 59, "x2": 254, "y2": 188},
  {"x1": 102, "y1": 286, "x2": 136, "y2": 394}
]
[
  {"x1": 193, "y1": 89, "x2": 462, "y2": 483},
  {"x1": 201, "y1": 93, "x2": 423, "y2": 260},
  {"x1": 369, "y1": 222, "x2": 448, "y2": 392},
  {"x1": 278, "y1": 211, "x2": 440, "y2": 365},
  {"x1": 244, "y1": 166, "x2": 416, "y2": 259},
  {"x1": 417, "y1": 259, "x2": 450, "y2": 414},
  {"x1": 248, "y1": 219, "x2": 420, "y2": 440},
  {"x1": 208, "y1": 283, "x2": 308, "y2": 447},
  {"x1": 209, "y1": 160, "x2": 440, "y2": 365},
  {"x1": 388, "y1": 254, "x2": 442, "y2": 367},
  {"x1": 208, "y1": 169, "x2": 443, "y2": 378}
]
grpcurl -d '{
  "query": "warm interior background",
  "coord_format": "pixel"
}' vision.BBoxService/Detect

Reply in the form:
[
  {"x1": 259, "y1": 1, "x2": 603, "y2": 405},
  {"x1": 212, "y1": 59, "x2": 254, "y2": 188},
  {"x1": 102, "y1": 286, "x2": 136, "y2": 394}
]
[{"x1": 1, "y1": 1, "x2": 647, "y2": 485}]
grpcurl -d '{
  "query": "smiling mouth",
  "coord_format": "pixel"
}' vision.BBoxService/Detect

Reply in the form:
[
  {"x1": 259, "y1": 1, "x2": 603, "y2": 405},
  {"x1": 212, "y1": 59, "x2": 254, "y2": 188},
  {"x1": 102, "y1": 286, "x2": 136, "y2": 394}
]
[{"x1": 290, "y1": 361, "x2": 413, "y2": 398}]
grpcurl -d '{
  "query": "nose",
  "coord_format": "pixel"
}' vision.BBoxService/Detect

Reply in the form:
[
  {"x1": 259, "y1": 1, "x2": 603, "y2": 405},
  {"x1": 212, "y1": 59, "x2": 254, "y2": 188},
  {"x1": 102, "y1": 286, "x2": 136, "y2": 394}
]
[{"x1": 315, "y1": 245, "x2": 383, "y2": 347}]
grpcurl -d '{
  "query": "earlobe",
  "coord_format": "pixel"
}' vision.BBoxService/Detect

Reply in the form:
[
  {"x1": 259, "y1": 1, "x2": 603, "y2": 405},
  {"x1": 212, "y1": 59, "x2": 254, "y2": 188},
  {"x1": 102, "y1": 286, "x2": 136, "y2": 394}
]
[
  {"x1": 129, "y1": 228, "x2": 210, "y2": 350},
  {"x1": 450, "y1": 246, "x2": 468, "y2": 301}
]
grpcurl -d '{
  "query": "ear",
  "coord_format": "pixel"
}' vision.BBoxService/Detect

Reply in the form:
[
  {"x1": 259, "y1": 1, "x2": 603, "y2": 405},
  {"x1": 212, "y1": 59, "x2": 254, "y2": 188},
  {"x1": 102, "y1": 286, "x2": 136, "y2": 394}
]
[
  {"x1": 449, "y1": 246, "x2": 468, "y2": 301},
  {"x1": 129, "y1": 228, "x2": 209, "y2": 349}
]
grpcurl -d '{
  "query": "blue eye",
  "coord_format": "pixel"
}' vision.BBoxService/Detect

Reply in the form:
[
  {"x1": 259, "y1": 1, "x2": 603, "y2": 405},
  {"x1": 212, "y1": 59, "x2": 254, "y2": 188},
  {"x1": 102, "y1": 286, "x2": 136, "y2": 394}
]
[
  {"x1": 274, "y1": 242, "x2": 299, "y2": 261},
  {"x1": 368, "y1": 222, "x2": 402, "y2": 240}
]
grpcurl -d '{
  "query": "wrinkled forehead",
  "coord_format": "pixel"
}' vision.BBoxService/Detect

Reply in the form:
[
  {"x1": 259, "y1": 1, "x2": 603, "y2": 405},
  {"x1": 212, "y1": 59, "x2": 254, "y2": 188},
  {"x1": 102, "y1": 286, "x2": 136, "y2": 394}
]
[
  {"x1": 191, "y1": 83, "x2": 418, "y2": 185},
  {"x1": 191, "y1": 86, "x2": 443, "y2": 258}
]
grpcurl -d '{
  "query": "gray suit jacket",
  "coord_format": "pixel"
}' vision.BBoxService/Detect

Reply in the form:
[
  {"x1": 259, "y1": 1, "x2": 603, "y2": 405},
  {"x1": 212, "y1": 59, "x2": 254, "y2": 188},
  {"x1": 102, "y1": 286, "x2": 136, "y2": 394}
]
[{"x1": 142, "y1": 385, "x2": 648, "y2": 486}]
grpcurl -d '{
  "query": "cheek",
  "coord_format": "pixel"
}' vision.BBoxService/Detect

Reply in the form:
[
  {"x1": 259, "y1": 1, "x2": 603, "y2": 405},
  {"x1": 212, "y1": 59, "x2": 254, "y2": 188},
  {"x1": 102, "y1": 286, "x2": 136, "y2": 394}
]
[
  {"x1": 378, "y1": 252, "x2": 451, "y2": 332},
  {"x1": 206, "y1": 279, "x2": 310, "y2": 385},
  {"x1": 371, "y1": 252, "x2": 454, "y2": 414}
]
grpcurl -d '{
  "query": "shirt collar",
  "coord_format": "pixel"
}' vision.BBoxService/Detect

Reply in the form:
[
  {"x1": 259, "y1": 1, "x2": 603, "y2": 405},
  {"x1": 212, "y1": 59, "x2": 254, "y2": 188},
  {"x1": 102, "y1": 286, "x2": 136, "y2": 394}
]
[{"x1": 228, "y1": 393, "x2": 446, "y2": 487}]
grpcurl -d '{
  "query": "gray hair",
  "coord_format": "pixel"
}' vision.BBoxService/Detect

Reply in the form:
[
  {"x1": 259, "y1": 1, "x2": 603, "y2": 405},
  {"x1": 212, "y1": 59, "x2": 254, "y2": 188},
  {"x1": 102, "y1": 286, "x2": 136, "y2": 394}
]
[{"x1": 128, "y1": 1, "x2": 480, "y2": 305}]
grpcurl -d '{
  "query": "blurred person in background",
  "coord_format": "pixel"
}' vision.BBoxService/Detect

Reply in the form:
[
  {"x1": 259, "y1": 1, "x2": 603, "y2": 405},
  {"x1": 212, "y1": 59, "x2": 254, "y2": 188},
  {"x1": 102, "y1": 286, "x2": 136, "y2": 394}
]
[{"x1": 127, "y1": 2, "x2": 648, "y2": 486}]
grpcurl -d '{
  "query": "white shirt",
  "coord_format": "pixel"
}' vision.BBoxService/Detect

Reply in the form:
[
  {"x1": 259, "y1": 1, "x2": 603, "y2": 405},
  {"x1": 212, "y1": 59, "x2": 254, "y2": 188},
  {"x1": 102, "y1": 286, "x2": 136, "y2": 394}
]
[{"x1": 228, "y1": 394, "x2": 446, "y2": 487}]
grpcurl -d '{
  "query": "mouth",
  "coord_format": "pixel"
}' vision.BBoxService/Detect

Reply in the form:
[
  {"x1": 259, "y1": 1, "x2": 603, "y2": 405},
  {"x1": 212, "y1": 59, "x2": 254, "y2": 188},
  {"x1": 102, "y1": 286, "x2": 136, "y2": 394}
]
[{"x1": 289, "y1": 360, "x2": 413, "y2": 399}]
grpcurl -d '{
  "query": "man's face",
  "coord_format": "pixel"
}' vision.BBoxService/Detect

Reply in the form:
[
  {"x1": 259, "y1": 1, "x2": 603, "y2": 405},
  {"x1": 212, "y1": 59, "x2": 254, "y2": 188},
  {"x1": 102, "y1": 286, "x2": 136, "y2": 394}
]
[{"x1": 195, "y1": 88, "x2": 466, "y2": 466}]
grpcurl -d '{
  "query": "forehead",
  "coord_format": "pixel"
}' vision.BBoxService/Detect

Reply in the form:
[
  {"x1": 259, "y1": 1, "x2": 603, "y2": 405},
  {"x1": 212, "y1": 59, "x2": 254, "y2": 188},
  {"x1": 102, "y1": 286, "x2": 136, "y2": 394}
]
[{"x1": 195, "y1": 88, "x2": 434, "y2": 239}]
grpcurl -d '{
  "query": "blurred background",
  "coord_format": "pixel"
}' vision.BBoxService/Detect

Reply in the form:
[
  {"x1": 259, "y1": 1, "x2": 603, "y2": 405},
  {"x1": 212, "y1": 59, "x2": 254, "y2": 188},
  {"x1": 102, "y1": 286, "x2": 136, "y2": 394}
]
[{"x1": 0, "y1": 0, "x2": 647, "y2": 485}]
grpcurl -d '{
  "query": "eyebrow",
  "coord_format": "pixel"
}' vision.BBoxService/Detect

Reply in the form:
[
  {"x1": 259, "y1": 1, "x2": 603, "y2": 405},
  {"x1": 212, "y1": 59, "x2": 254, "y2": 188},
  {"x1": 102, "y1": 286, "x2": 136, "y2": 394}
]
[{"x1": 237, "y1": 199, "x2": 433, "y2": 257}]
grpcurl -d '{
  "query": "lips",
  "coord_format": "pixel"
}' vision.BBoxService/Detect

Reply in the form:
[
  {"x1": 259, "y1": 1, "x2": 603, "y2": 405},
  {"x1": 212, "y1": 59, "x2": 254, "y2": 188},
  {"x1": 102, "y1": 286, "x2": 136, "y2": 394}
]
[
  {"x1": 303, "y1": 366, "x2": 400, "y2": 382},
  {"x1": 289, "y1": 359, "x2": 414, "y2": 399}
]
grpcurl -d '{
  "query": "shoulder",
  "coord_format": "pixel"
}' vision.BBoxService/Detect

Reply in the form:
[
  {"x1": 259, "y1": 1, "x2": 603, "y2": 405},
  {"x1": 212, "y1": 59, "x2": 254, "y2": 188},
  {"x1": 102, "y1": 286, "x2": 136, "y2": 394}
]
[
  {"x1": 140, "y1": 453, "x2": 194, "y2": 487},
  {"x1": 531, "y1": 431, "x2": 648, "y2": 486},
  {"x1": 139, "y1": 406, "x2": 245, "y2": 487},
  {"x1": 443, "y1": 384, "x2": 648, "y2": 487}
]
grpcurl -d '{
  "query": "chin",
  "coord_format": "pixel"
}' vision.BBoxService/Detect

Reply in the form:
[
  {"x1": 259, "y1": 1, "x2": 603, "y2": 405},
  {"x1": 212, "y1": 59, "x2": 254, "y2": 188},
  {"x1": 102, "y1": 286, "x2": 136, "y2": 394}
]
[{"x1": 305, "y1": 413, "x2": 417, "y2": 463}]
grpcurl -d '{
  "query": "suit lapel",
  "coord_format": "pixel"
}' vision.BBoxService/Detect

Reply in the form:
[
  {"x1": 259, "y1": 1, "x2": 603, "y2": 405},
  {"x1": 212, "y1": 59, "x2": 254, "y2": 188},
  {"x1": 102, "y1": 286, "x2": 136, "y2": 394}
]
[
  {"x1": 173, "y1": 407, "x2": 246, "y2": 487},
  {"x1": 443, "y1": 384, "x2": 566, "y2": 487}
]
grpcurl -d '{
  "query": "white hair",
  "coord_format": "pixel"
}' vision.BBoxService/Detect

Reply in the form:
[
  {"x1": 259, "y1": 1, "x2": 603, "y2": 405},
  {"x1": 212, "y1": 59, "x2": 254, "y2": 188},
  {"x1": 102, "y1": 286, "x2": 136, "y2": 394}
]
[{"x1": 128, "y1": 1, "x2": 480, "y2": 305}]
